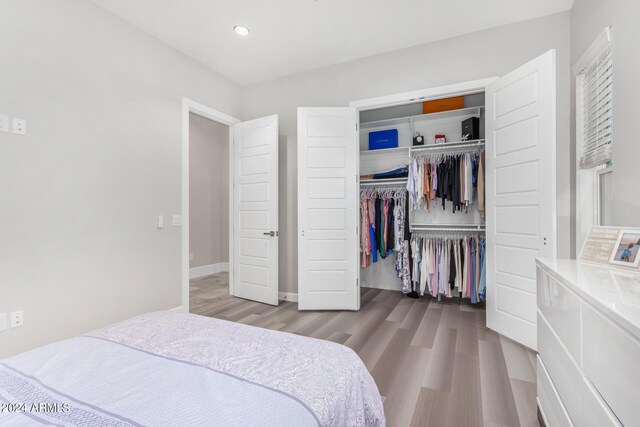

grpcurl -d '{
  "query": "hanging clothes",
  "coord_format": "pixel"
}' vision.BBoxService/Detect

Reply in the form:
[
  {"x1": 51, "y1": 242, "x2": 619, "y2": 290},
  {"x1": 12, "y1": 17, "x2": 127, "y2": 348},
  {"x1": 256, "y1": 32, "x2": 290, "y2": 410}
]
[
  {"x1": 407, "y1": 151, "x2": 483, "y2": 214},
  {"x1": 478, "y1": 151, "x2": 486, "y2": 219},
  {"x1": 360, "y1": 188, "x2": 412, "y2": 293},
  {"x1": 409, "y1": 234, "x2": 486, "y2": 303}
]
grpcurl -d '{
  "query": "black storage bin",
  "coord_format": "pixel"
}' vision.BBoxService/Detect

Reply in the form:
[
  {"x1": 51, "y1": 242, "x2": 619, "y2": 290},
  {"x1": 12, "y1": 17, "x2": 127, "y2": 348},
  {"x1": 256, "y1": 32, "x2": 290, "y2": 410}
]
[{"x1": 461, "y1": 117, "x2": 479, "y2": 141}]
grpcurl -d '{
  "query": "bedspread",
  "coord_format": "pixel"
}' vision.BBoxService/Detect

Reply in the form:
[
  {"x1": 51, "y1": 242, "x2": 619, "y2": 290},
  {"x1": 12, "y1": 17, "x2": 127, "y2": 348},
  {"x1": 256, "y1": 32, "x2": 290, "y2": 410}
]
[{"x1": 0, "y1": 311, "x2": 385, "y2": 427}]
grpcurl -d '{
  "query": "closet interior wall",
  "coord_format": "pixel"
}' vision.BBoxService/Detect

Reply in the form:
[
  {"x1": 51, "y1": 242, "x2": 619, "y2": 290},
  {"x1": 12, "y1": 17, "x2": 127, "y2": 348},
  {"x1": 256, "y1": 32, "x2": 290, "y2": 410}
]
[{"x1": 359, "y1": 93, "x2": 486, "y2": 296}]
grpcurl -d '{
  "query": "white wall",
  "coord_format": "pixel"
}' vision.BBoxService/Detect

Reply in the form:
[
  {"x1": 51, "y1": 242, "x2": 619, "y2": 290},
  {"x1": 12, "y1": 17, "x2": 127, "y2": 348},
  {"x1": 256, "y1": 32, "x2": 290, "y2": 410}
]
[
  {"x1": 571, "y1": 0, "x2": 640, "y2": 228},
  {"x1": 242, "y1": 12, "x2": 572, "y2": 294},
  {"x1": 189, "y1": 113, "x2": 229, "y2": 269},
  {"x1": 0, "y1": 0, "x2": 240, "y2": 357}
]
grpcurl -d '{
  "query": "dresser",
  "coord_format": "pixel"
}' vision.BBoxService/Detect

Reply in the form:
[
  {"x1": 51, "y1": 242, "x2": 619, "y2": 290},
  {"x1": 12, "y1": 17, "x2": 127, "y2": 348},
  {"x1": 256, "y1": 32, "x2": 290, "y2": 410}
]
[{"x1": 536, "y1": 258, "x2": 640, "y2": 427}]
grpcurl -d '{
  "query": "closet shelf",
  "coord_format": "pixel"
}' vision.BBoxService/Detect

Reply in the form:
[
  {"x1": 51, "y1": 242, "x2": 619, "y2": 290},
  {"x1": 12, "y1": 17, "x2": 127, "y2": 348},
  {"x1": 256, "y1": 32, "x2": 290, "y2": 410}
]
[
  {"x1": 360, "y1": 146, "x2": 410, "y2": 156},
  {"x1": 360, "y1": 106, "x2": 484, "y2": 131},
  {"x1": 410, "y1": 139, "x2": 485, "y2": 153},
  {"x1": 360, "y1": 178, "x2": 408, "y2": 187},
  {"x1": 410, "y1": 223, "x2": 486, "y2": 233}
]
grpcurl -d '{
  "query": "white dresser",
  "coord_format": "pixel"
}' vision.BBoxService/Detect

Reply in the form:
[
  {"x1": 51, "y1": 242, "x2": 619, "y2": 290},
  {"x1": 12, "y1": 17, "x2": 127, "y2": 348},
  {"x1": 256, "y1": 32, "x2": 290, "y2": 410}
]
[{"x1": 536, "y1": 258, "x2": 640, "y2": 427}]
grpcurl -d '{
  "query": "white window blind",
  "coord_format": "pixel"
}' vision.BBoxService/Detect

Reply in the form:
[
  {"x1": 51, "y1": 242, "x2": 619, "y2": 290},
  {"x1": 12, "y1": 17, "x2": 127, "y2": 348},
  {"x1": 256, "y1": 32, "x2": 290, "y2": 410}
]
[{"x1": 579, "y1": 40, "x2": 613, "y2": 169}]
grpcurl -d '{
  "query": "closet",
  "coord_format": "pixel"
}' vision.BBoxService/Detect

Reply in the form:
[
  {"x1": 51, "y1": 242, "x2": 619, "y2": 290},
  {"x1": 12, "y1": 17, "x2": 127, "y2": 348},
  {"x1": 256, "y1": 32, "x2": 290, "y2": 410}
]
[{"x1": 297, "y1": 50, "x2": 557, "y2": 350}]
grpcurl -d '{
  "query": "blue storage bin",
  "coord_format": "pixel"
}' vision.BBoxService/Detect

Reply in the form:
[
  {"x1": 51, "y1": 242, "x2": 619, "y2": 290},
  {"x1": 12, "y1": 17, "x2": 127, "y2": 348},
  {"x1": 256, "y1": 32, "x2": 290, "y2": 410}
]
[{"x1": 369, "y1": 129, "x2": 398, "y2": 150}]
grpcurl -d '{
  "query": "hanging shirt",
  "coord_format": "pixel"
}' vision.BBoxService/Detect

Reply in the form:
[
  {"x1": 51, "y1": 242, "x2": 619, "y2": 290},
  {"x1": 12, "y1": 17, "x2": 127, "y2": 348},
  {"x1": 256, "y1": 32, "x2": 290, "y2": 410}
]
[
  {"x1": 470, "y1": 237, "x2": 477, "y2": 304},
  {"x1": 479, "y1": 238, "x2": 487, "y2": 301},
  {"x1": 360, "y1": 197, "x2": 370, "y2": 268},
  {"x1": 407, "y1": 158, "x2": 419, "y2": 210},
  {"x1": 419, "y1": 239, "x2": 428, "y2": 296},
  {"x1": 478, "y1": 151, "x2": 486, "y2": 219},
  {"x1": 448, "y1": 241, "x2": 456, "y2": 291}
]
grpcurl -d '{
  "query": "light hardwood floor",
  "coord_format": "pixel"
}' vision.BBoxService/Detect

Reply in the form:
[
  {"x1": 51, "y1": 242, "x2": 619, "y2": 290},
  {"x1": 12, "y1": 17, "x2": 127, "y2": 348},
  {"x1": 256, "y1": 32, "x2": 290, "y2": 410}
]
[{"x1": 190, "y1": 273, "x2": 538, "y2": 427}]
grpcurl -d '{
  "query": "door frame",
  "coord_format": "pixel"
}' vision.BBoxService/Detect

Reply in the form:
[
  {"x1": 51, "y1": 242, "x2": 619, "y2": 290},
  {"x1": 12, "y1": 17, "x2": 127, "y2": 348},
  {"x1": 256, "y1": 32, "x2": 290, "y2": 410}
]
[
  {"x1": 181, "y1": 97, "x2": 241, "y2": 312},
  {"x1": 348, "y1": 78, "x2": 498, "y2": 111},
  {"x1": 348, "y1": 78, "x2": 497, "y2": 295}
]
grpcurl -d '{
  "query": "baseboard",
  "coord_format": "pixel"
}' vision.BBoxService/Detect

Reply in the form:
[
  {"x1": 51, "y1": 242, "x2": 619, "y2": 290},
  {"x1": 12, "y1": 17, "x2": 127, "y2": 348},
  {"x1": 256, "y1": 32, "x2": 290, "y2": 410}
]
[
  {"x1": 189, "y1": 262, "x2": 229, "y2": 279},
  {"x1": 361, "y1": 282, "x2": 402, "y2": 291},
  {"x1": 169, "y1": 305, "x2": 186, "y2": 313},
  {"x1": 279, "y1": 292, "x2": 298, "y2": 302}
]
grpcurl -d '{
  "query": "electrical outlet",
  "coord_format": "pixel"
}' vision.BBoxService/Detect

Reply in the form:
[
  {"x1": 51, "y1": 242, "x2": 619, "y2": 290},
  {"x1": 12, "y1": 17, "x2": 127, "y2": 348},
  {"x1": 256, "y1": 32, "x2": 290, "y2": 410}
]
[
  {"x1": 189, "y1": 253, "x2": 194, "y2": 261},
  {"x1": 12, "y1": 118, "x2": 26, "y2": 135},
  {"x1": 10, "y1": 310, "x2": 23, "y2": 328},
  {"x1": 0, "y1": 114, "x2": 8, "y2": 133},
  {"x1": 157, "y1": 215, "x2": 164, "y2": 230},
  {"x1": 172, "y1": 215, "x2": 183, "y2": 226},
  {"x1": 0, "y1": 313, "x2": 7, "y2": 331}
]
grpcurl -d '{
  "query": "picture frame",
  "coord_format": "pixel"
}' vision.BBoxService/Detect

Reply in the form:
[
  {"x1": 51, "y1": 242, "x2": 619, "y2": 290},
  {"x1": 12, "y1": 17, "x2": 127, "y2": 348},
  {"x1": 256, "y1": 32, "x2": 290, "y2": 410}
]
[{"x1": 609, "y1": 229, "x2": 640, "y2": 268}]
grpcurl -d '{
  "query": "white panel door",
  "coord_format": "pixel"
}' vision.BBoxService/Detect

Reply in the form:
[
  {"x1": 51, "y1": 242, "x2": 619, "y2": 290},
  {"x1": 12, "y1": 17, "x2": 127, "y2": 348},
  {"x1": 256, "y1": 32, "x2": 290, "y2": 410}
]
[
  {"x1": 297, "y1": 107, "x2": 359, "y2": 310},
  {"x1": 486, "y1": 50, "x2": 557, "y2": 350},
  {"x1": 233, "y1": 115, "x2": 279, "y2": 306}
]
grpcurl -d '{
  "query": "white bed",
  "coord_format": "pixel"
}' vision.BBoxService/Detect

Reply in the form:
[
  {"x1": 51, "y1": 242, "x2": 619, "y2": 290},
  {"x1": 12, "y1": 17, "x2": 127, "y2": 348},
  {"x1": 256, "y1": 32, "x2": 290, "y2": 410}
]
[{"x1": 0, "y1": 311, "x2": 385, "y2": 426}]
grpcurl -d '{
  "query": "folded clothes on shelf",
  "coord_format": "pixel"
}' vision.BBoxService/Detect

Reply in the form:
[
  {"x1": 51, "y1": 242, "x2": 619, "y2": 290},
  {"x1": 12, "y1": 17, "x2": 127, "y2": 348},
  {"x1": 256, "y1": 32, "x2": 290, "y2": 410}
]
[{"x1": 360, "y1": 166, "x2": 409, "y2": 180}]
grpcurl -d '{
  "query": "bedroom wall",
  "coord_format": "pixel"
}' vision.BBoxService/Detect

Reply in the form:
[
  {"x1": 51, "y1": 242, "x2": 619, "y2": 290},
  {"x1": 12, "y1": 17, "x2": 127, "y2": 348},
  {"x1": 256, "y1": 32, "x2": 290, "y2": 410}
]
[
  {"x1": 0, "y1": 0, "x2": 240, "y2": 357},
  {"x1": 241, "y1": 11, "x2": 572, "y2": 295},
  {"x1": 189, "y1": 114, "x2": 230, "y2": 269},
  {"x1": 571, "y1": 0, "x2": 640, "y2": 227}
]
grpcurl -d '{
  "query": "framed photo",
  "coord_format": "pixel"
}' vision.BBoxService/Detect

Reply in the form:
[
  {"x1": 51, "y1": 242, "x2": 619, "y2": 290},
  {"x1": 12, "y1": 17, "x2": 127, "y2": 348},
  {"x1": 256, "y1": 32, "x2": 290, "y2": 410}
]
[{"x1": 609, "y1": 230, "x2": 640, "y2": 268}]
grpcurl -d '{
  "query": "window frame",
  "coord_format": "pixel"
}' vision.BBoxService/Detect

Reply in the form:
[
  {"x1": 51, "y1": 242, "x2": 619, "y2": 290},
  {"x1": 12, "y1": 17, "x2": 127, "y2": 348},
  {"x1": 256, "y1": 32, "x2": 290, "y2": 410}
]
[{"x1": 574, "y1": 26, "x2": 613, "y2": 251}]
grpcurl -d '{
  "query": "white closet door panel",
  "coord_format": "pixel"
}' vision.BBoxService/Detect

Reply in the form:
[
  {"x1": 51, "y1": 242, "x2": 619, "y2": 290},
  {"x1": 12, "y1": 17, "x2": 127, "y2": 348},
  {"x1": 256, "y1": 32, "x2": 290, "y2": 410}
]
[
  {"x1": 233, "y1": 115, "x2": 279, "y2": 306},
  {"x1": 486, "y1": 50, "x2": 557, "y2": 350},
  {"x1": 298, "y1": 107, "x2": 359, "y2": 310}
]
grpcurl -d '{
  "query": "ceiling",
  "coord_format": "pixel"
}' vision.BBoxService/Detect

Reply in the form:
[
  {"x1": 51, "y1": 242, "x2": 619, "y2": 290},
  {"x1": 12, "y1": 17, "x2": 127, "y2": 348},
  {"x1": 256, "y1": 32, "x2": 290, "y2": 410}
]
[{"x1": 90, "y1": 0, "x2": 574, "y2": 86}]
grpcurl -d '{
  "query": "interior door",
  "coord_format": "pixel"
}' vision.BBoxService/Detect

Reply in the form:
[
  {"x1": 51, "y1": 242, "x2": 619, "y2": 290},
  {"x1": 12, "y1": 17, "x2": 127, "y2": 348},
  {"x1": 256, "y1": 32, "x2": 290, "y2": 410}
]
[
  {"x1": 297, "y1": 107, "x2": 359, "y2": 310},
  {"x1": 232, "y1": 115, "x2": 279, "y2": 306},
  {"x1": 486, "y1": 50, "x2": 557, "y2": 350}
]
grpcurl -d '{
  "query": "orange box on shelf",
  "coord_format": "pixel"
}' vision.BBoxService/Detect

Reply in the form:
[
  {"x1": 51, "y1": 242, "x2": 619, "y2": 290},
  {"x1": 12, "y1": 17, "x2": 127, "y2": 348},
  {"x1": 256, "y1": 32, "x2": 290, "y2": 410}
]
[{"x1": 422, "y1": 96, "x2": 464, "y2": 114}]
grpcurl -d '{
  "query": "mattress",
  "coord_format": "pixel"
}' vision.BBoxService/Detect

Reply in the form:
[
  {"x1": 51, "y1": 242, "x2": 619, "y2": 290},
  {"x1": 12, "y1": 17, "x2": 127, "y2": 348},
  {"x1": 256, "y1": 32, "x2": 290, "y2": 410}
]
[{"x1": 0, "y1": 311, "x2": 385, "y2": 426}]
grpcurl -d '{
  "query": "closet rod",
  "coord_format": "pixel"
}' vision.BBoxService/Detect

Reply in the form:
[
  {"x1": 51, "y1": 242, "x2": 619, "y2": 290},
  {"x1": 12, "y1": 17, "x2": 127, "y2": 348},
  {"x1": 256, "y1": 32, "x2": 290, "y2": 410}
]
[
  {"x1": 410, "y1": 224, "x2": 485, "y2": 233},
  {"x1": 360, "y1": 178, "x2": 408, "y2": 187},
  {"x1": 410, "y1": 139, "x2": 485, "y2": 153}
]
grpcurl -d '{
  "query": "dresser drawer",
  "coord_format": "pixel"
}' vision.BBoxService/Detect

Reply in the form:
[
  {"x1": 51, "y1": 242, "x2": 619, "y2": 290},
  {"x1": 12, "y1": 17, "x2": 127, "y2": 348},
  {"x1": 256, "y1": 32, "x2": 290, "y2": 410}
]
[
  {"x1": 538, "y1": 313, "x2": 581, "y2": 424},
  {"x1": 538, "y1": 313, "x2": 620, "y2": 427},
  {"x1": 582, "y1": 303, "x2": 640, "y2": 427},
  {"x1": 537, "y1": 356, "x2": 573, "y2": 427},
  {"x1": 580, "y1": 374, "x2": 622, "y2": 427},
  {"x1": 536, "y1": 266, "x2": 581, "y2": 361}
]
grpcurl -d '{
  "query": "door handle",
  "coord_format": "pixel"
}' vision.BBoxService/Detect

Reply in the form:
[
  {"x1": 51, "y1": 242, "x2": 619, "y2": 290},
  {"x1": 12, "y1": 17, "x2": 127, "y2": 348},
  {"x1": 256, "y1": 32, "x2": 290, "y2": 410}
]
[{"x1": 263, "y1": 231, "x2": 278, "y2": 237}]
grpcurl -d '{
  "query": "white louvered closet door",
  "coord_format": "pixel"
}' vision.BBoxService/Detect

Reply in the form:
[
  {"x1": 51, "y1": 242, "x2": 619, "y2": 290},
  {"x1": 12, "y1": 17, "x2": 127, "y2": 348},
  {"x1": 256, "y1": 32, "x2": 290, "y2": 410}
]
[
  {"x1": 297, "y1": 107, "x2": 359, "y2": 311},
  {"x1": 486, "y1": 50, "x2": 557, "y2": 351}
]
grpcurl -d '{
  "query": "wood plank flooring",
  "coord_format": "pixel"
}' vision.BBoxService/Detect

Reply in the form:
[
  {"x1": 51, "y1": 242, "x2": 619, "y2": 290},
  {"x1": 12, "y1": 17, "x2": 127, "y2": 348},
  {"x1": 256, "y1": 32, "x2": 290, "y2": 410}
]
[{"x1": 190, "y1": 273, "x2": 538, "y2": 427}]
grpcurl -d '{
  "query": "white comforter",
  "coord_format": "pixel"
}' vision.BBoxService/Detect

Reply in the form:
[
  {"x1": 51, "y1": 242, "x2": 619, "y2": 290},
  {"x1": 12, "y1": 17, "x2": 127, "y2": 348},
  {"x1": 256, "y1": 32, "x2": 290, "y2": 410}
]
[{"x1": 0, "y1": 311, "x2": 385, "y2": 426}]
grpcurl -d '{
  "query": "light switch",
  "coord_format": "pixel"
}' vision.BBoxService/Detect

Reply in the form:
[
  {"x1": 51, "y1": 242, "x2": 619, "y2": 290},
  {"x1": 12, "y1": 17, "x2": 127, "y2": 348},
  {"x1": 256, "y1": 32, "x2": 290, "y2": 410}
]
[
  {"x1": 10, "y1": 310, "x2": 23, "y2": 328},
  {"x1": 172, "y1": 215, "x2": 183, "y2": 226},
  {"x1": 157, "y1": 215, "x2": 164, "y2": 230},
  {"x1": 12, "y1": 118, "x2": 26, "y2": 135},
  {"x1": 0, "y1": 313, "x2": 6, "y2": 331},
  {"x1": 0, "y1": 114, "x2": 8, "y2": 133}
]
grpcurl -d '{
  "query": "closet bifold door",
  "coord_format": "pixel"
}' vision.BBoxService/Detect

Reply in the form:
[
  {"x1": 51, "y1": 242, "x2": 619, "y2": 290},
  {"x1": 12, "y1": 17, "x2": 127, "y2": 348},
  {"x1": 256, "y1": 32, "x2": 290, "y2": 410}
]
[
  {"x1": 485, "y1": 50, "x2": 557, "y2": 351},
  {"x1": 297, "y1": 107, "x2": 359, "y2": 310}
]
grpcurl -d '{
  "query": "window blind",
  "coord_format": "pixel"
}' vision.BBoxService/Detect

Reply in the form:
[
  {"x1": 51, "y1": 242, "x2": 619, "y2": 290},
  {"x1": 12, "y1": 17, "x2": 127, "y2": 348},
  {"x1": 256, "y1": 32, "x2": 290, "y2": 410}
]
[{"x1": 580, "y1": 43, "x2": 613, "y2": 169}]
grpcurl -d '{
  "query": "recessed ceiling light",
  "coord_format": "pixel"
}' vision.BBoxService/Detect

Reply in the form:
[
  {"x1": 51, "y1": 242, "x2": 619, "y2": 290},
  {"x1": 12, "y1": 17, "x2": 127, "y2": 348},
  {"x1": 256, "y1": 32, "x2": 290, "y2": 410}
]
[{"x1": 234, "y1": 26, "x2": 250, "y2": 36}]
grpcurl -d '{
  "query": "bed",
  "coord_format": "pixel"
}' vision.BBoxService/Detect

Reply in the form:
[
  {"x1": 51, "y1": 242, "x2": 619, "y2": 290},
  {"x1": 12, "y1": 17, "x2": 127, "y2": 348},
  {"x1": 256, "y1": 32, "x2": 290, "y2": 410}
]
[{"x1": 0, "y1": 311, "x2": 385, "y2": 426}]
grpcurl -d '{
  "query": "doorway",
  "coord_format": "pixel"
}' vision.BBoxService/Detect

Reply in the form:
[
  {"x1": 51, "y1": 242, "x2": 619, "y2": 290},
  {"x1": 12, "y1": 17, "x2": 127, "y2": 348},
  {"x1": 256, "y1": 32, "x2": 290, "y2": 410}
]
[
  {"x1": 181, "y1": 98, "x2": 280, "y2": 311},
  {"x1": 181, "y1": 98, "x2": 239, "y2": 312},
  {"x1": 188, "y1": 112, "x2": 231, "y2": 313}
]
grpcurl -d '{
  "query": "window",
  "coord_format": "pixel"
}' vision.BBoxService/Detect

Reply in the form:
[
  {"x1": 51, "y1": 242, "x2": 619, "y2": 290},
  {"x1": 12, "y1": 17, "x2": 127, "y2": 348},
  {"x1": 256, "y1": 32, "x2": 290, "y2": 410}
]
[
  {"x1": 578, "y1": 36, "x2": 613, "y2": 169},
  {"x1": 597, "y1": 166, "x2": 613, "y2": 225},
  {"x1": 574, "y1": 26, "x2": 613, "y2": 249}
]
